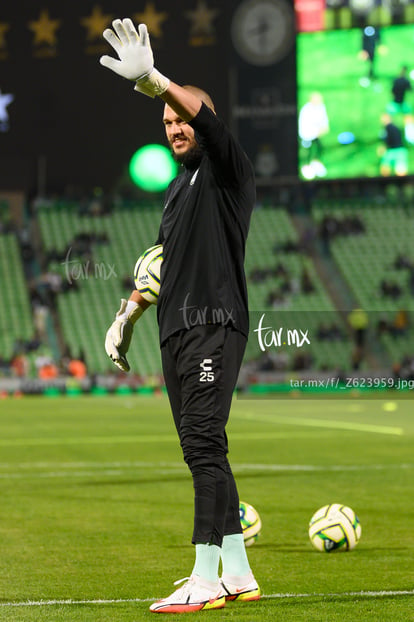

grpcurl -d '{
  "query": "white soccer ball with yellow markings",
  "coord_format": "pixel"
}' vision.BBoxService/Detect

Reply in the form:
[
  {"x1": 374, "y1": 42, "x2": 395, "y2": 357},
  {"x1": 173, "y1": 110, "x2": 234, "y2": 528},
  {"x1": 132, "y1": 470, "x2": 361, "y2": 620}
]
[
  {"x1": 239, "y1": 501, "x2": 262, "y2": 547},
  {"x1": 133, "y1": 244, "x2": 163, "y2": 305},
  {"x1": 309, "y1": 503, "x2": 361, "y2": 552}
]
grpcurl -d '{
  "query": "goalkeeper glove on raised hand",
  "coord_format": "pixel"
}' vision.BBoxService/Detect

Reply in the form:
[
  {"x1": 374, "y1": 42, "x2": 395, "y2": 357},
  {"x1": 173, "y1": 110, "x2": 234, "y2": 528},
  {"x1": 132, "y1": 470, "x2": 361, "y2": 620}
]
[
  {"x1": 105, "y1": 299, "x2": 144, "y2": 372},
  {"x1": 99, "y1": 19, "x2": 170, "y2": 98}
]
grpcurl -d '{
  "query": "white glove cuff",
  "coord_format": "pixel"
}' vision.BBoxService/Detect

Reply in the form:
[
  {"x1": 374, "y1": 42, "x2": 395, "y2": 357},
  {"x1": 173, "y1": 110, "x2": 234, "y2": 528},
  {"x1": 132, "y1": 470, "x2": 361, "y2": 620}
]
[
  {"x1": 127, "y1": 303, "x2": 144, "y2": 324},
  {"x1": 134, "y1": 68, "x2": 170, "y2": 98},
  {"x1": 116, "y1": 299, "x2": 144, "y2": 324}
]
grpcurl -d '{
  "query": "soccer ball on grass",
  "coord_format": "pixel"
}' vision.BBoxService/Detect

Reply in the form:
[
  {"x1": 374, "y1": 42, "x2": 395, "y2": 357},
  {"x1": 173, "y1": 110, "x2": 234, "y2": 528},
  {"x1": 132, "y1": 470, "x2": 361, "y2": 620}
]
[{"x1": 309, "y1": 503, "x2": 361, "y2": 552}]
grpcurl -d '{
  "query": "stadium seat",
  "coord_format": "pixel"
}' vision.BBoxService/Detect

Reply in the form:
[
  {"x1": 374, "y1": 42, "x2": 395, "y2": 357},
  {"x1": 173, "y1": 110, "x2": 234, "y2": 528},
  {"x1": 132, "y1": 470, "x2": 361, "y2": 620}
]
[{"x1": 0, "y1": 233, "x2": 35, "y2": 360}]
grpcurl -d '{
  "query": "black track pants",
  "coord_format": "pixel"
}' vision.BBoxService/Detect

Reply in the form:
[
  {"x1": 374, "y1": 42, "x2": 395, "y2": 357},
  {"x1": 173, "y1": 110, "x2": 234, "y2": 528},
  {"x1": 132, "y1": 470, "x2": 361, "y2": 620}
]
[{"x1": 161, "y1": 325, "x2": 246, "y2": 546}]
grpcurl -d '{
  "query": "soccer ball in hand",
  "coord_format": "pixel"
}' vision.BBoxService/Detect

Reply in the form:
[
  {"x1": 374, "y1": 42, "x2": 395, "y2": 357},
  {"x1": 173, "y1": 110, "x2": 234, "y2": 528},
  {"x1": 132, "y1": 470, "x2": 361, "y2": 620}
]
[
  {"x1": 239, "y1": 501, "x2": 262, "y2": 547},
  {"x1": 309, "y1": 503, "x2": 361, "y2": 552},
  {"x1": 133, "y1": 245, "x2": 163, "y2": 305}
]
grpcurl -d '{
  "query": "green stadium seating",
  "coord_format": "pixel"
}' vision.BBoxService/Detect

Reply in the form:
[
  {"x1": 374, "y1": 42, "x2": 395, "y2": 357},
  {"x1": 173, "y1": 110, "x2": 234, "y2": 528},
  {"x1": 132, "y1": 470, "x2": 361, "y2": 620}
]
[
  {"x1": 36, "y1": 200, "x2": 414, "y2": 375},
  {"x1": 38, "y1": 204, "x2": 162, "y2": 375},
  {"x1": 0, "y1": 233, "x2": 35, "y2": 360},
  {"x1": 245, "y1": 207, "x2": 352, "y2": 370},
  {"x1": 35, "y1": 203, "x2": 359, "y2": 375},
  {"x1": 313, "y1": 201, "x2": 414, "y2": 364}
]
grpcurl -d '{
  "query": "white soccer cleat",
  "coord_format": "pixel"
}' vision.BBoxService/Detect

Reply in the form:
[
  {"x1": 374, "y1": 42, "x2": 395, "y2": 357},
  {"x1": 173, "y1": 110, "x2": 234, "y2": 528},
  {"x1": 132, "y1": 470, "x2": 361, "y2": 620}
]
[
  {"x1": 149, "y1": 575, "x2": 226, "y2": 613},
  {"x1": 219, "y1": 571, "x2": 261, "y2": 602}
]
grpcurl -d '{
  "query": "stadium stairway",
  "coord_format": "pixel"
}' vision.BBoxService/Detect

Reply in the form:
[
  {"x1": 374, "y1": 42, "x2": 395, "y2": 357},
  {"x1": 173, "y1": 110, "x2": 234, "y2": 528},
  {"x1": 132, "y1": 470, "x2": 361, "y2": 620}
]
[
  {"x1": 311, "y1": 199, "x2": 414, "y2": 368},
  {"x1": 0, "y1": 232, "x2": 35, "y2": 361},
  {"x1": 289, "y1": 210, "x2": 384, "y2": 369},
  {"x1": 245, "y1": 206, "x2": 355, "y2": 371},
  {"x1": 28, "y1": 222, "x2": 62, "y2": 364}
]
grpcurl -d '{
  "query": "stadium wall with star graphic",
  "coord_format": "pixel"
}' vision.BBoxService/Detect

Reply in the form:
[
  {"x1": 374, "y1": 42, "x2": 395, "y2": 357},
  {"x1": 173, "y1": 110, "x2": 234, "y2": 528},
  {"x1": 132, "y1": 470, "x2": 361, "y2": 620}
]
[{"x1": 0, "y1": 0, "x2": 297, "y2": 195}]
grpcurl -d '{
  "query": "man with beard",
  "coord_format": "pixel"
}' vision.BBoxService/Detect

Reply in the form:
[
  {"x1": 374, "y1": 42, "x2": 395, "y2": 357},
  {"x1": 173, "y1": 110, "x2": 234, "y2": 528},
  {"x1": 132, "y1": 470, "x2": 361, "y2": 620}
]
[{"x1": 102, "y1": 19, "x2": 260, "y2": 614}]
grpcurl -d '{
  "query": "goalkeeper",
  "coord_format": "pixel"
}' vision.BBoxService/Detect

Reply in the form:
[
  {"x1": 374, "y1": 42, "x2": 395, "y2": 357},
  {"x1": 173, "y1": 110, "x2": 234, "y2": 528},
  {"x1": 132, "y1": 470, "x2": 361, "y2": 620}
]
[{"x1": 102, "y1": 19, "x2": 260, "y2": 614}]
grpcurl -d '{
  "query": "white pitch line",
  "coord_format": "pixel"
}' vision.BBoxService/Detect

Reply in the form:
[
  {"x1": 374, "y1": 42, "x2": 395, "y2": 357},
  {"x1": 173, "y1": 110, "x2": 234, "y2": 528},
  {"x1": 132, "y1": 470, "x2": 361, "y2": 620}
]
[
  {"x1": 0, "y1": 597, "x2": 153, "y2": 608},
  {"x1": 1, "y1": 590, "x2": 413, "y2": 608},
  {"x1": 0, "y1": 462, "x2": 411, "y2": 480},
  {"x1": 0, "y1": 431, "x2": 294, "y2": 448},
  {"x1": 263, "y1": 590, "x2": 414, "y2": 599},
  {"x1": 0, "y1": 416, "x2": 404, "y2": 447},
  {"x1": 0, "y1": 434, "x2": 179, "y2": 447},
  {"x1": 232, "y1": 411, "x2": 404, "y2": 436},
  {"x1": 0, "y1": 460, "x2": 184, "y2": 470},
  {"x1": 0, "y1": 460, "x2": 411, "y2": 471}
]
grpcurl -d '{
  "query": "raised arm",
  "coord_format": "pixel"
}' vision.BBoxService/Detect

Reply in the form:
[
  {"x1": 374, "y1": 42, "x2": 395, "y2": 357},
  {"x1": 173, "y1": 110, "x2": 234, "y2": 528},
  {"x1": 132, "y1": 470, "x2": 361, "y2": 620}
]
[
  {"x1": 160, "y1": 82, "x2": 202, "y2": 123},
  {"x1": 100, "y1": 19, "x2": 202, "y2": 121}
]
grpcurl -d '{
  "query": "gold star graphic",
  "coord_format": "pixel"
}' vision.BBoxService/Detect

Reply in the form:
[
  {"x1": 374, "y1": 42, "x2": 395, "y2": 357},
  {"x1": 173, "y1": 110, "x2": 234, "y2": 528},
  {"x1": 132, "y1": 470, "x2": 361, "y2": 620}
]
[
  {"x1": 133, "y1": 2, "x2": 168, "y2": 38},
  {"x1": 0, "y1": 22, "x2": 10, "y2": 48},
  {"x1": 185, "y1": 0, "x2": 219, "y2": 37},
  {"x1": 81, "y1": 5, "x2": 114, "y2": 41},
  {"x1": 28, "y1": 9, "x2": 61, "y2": 46}
]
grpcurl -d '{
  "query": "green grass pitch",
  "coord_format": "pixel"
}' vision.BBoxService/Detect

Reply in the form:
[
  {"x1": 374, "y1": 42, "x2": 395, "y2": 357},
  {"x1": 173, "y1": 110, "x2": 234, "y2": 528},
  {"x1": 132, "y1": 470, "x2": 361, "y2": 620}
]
[
  {"x1": 0, "y1": 394, "x2": 413, "y2": 621},
  {"x1": 298, "y1": 24, "x2": 414, "y2": 179}
]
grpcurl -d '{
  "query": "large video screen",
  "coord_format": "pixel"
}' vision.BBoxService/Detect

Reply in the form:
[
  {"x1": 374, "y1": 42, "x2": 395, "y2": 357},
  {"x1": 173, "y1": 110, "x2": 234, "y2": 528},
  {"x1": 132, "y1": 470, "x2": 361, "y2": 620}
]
[
  {"x1": 295, "y1": 0, "x2": 413, "y2": 33},
  {"x1": 297, "y1": 23, "x2": 414, "y2": 180}
]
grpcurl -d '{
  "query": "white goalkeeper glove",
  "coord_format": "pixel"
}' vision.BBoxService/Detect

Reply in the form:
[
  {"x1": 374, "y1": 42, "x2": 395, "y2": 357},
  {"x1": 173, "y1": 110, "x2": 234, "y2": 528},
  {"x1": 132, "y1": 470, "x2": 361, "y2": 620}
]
[
  {"x1": 99, "y1": 19, "x2": 170, "y2": 98},
  {"x1": 105, "y1": 299, "x2": 144, "y2": 372}
]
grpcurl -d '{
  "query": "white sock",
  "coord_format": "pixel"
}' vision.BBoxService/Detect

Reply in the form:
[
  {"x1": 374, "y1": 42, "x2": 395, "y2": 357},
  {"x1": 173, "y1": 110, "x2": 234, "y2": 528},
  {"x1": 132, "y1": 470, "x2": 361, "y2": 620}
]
[
  {"x1": 220, "y1": 534, "x2": 251, "y2": 578},
  {"x1": 192, "y1": 543, "x2": 221, "y2": 584}
]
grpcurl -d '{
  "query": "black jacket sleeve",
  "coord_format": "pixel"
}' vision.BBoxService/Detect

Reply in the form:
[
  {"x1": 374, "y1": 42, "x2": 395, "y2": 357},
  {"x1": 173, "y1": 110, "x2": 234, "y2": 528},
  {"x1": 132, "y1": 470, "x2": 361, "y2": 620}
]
[{"x1": 189, "y1": 103, "x2": 254, "y2": 188}]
